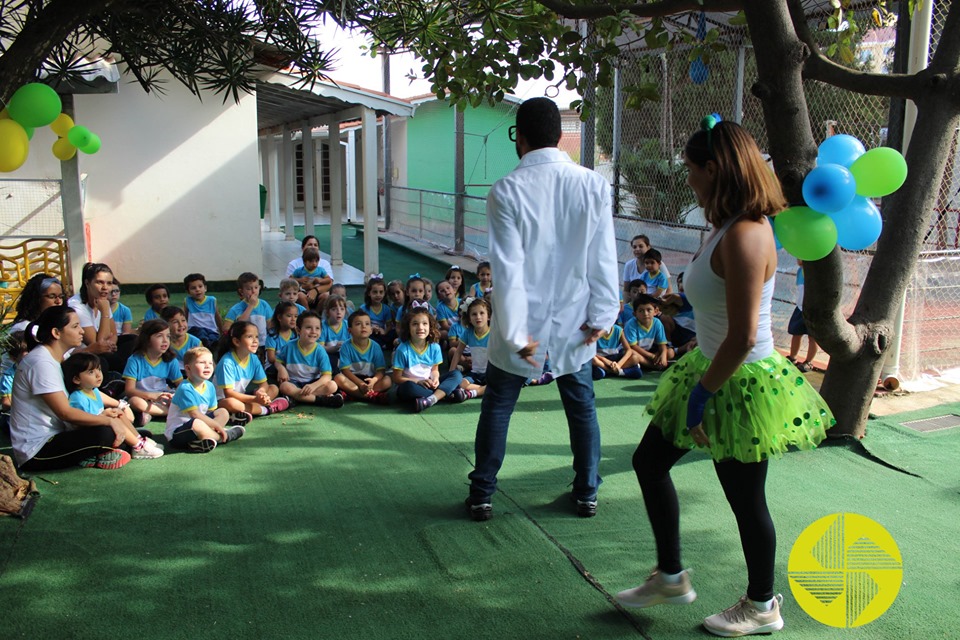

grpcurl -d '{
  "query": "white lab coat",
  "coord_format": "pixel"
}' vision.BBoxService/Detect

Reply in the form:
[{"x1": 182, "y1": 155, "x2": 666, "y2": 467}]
[{"x1": 487, "y1": 147, "x2": 620, "y2": 378}]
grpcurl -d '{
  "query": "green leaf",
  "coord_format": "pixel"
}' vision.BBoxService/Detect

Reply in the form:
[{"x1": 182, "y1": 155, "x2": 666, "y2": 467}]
[{"x1": 729, "y1": 11, "x2": 748, "y2": 26}]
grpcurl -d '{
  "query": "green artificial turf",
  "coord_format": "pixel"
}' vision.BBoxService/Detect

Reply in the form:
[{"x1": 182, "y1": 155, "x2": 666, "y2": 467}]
[{"x1": 2, "y1": 376, "x2": 958, "y2": 639}]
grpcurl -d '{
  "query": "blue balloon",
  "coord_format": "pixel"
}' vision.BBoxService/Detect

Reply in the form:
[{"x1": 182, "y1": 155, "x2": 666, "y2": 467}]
[
  {"x1": 689, "y1": 57, "x2": 708, "y2": 85},
  {"x1": 817, "y1": 134, "x2": 866, "y2": 168},
  {"x1": 829, "y1": 196, "x2": 882, "y2": 250},
  {"x1": 802, "y1": 163, "x2": 857, "y2": 214}
]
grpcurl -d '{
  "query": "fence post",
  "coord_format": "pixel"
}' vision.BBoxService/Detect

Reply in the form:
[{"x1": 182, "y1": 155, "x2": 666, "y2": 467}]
[
  {"x1": 454, "y1": 107, "x2": 465, "y2": 253},
  {"x1": 612, "y1": 64, "x2": 622, "y2": 216}
]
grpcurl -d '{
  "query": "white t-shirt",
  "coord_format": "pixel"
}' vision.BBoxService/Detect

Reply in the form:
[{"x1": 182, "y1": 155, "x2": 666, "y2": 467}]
[
  {"x1": 67, "y1": 294, "x2": 110, "y2": 330},
  {"x1": 285, "y1": 256, "x2": 334, "y2": 278},
  {"x1": 10, "y1": 346, "x2": 68, "y2": 465}
]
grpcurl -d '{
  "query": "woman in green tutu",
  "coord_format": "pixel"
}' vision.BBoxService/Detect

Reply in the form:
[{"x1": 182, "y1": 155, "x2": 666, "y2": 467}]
[{"x1": 616, "y1": 116, "x2": 833, "y2": 637}]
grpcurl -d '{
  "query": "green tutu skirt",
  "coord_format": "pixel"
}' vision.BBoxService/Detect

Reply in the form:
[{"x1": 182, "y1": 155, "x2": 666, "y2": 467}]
[{"x1": 643, "y1": 348, "x2": 834, "y2": 463}]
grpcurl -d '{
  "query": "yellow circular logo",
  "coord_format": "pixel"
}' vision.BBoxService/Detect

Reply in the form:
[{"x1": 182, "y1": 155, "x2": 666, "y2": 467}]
[{"x1": 788, "y1": 513, "x2": 902, "y2": 628}]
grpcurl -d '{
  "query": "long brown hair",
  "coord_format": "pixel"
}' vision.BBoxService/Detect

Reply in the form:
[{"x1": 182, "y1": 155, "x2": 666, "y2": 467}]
[{"x1": 685, "y1": 121, "x2": 786, "y2": 227}]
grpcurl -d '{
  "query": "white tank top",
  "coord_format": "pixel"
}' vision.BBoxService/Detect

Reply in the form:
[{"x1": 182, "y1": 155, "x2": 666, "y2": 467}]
[{"x1": 683, "y1": 215, "x2": 775, "y2": 363}]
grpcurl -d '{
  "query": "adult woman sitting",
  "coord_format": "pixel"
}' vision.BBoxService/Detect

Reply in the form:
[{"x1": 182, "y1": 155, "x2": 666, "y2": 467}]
[
  {"x1": 66, "y1": 262, "x2": 133, "y2": 372},
  {"x1": 2, "y1": 273, "x2": 65, "y2": 385},
  {"x1": 10, "y1": 306, "x2": 158, "y2": 471}
]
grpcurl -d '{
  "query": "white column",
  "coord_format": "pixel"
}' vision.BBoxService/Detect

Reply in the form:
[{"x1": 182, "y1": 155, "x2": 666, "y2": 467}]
[
  {"x1": 59, "y1": 94, "x2": 87, "y2": 292},
  {"x1": 346, "y1": 130, "x2": 357, "y2": 222},
  {"x1": 267, "y1": 134, "x2": 280, "y2": 231},
  {"x1": 281, "y1": 123, "x2": 295, "y2": 240},
  {"x1": 361, "y1": 107, "x2": 379, "y2": 276},
  {"x1": 327, "y1": 116, "x2": 344, "y2": 267},
  {"x1": 301, "y1": 120, "x2": 315, "y2": 237}
]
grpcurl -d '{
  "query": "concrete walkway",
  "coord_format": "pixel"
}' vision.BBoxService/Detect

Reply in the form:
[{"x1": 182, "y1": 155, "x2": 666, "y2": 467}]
[{"x1": 259, "y1": 213, "x2": 366, "y2": 289}]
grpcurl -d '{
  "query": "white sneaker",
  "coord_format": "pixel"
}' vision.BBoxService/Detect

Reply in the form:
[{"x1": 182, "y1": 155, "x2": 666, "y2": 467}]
[
  {"x1": 617, "y1": 568, "x2": 697, "y2": 608},
  {"x1": 703, "y1": 594, "x2": 784, "y2": 637},
  {"x1": 132, "y1": 439, "x2": 164, "y2": 460}
]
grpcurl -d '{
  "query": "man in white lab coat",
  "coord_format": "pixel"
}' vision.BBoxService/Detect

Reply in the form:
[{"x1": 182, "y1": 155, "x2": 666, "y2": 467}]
[{"x1": 465, "y1": 97, "x2": 620, "y2": 521}]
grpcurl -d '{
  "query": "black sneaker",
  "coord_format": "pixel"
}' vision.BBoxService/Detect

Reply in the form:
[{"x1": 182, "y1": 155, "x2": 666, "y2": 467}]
[
  {"x1": 188, "y1": 438, "x2": 217, "y2": 453},
  {"x1": 576, "y1": 498, "x2": 598, "y2": 518},
  {"x1": 450, "y1": 388, "x2": 468, "y2": 403},
  {"x1": 465, "y1": 498, "x2": 493, "y2": 522},
  {"x1": 228, "y1": 411, "x2": 253, "y2": 426},
  {"x1": 315, "y1": 392, "x2": 345, "y2": 408},
  {"x1": 224, "y1": 425, "x2": 245, "y2": 443}
]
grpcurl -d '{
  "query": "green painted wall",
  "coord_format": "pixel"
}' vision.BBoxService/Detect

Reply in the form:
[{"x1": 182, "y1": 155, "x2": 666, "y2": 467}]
[{"x1": 406, "y1": 99, "x2": 518, "y2": 197}]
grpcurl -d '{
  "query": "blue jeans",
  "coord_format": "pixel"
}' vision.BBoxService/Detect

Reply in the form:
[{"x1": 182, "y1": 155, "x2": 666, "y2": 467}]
[
  {"x1": 396, "y1": 370, "x2": 463, "y2": 400},
  {"x1": 468, "y1": 361, "x2": 602, "y2": 503}
]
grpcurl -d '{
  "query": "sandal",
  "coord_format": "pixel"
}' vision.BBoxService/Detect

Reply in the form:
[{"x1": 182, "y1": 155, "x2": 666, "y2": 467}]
[{"x1": 796, "y1": 361, "x2": 813, "y2": 373}]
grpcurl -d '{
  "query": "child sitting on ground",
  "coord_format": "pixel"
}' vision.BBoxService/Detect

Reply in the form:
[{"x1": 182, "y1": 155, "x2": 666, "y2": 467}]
[
  {"x1": 108, "y1": 282, "x2": 135, "y2": 336},
  {"x1": 292, "y1": 248, "x2": 333, "y2": 310},
  {"x1": 386, "y1": 279, "x2": 405, "y2": 317},
  {"x1": 122, "y1": 319, "x2": 183, "y2": 426},
  {"x1": 445, "y1": 265, "x2": 466, "y2": 300},
  {"x1": 361, "y1": 277, "x2": 393, "y2": 350},
  {"x1": 1, "y1": 331, "x2": 27, "y2": 413},
  {"x1": 329, "y1": 283, "x2": 356, "y2": 315},
  {"x1": 449, "y1": 296, "x2": 491, "y2": 402},
  {"x1": 392, "y1": 306, "x2": 463, "y2": 413},
  {"x1": 65, "y1": 352, "x2": 164, "y2": 459},
  {"x1": 265, "y1": 301, "x2": 299, "y2": 374},
  {"x1": 469, "y1": 262, "x2": 492, "y2": 298},
  {"x1": 166, "y1": 346, "x2": 248, "y2": 453},
  {"x1": 278, "y1": 278, "x2": 308, "y2": 315},
  {"x1": 183, "y1": 273, "x2": 223, "y2": 349},
  {"x1": 161, "y1": 306, "x2": 201, "y2": 372},
  {"x1": 435, "y1": 280, "x2": 461, "y2": 340},
  {"x1": 334, "y1": 310, "x2": 392, "y2": 404},
  {"x1": 621, "y1": 294, "x2": 672, "y2": 370},
  {"x1": 223, "y1": 272, "x2": 273, "y2": 354},
  {"x1": 143, "y1": 284, "x2": 170, "y2": 322},
  {"x1": 618, "y1": 279, "x2": 644, "y2": 326},
  {"x1": 658, "y1": 273, "x2": 697, "y2": 357},
  {"x1": 215, "y1": 321, "x2": 290, "y2": 419},
  {"x1": 592, "y1": 324, "x2": 643, "y2": 379},
  {"x1": 321, "y1": 295, "x2": 350, "y2": 370},
  {"x1": 275, "y1": 311, "x2": 344, "y2": 408}
]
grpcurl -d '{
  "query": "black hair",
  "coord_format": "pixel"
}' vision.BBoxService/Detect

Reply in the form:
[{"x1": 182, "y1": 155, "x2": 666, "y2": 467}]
[
  {"x1": 444, "y1": 265, "x2": 466, "y2": 297},
  {"x1": 463, "y1": 297, "x2": 492, "y2": 329},
  {"x1": 61, "y1": 352, "x2": 101, "y2": 393},
  {"x1": 183, "y1": 273, "x2": 206, "y2": 288},
  {"x1": 14, "y1": 273, "x2": 63, "y2": 324},
  {"x1": 217, "y1": 320, "x2": 255, "y2": 361},
  {"x1": 631, "y1": 234, "x2": 650, "y2": 245},
  {"x1": 79, "y1": 262, "x2": 113, "y2": 305},
  {"x1": 628, "y1": 279, "x2": 645, "y2": 291},
  {"x1": 515, "y1": 97, "x2": 562, "y2": 150},
  {"x1": 160, "y1": 306, "x2": 186, "y2": 323},
  {"x1": 302, "y1": 248, "x2": 320, "y2": 262},
  {"x1": 301, "y1": 235, "x2": 318, "y2": 249},
  {"x1": 348, "y1": 309, "x2": 371, "y2": 327},
  {"x1": 633, "y1": 293, "x2": 662, "y2": 309},
  {"x1": 25, "y1": 305, "x2": 76, "y2": 351},
  {"x1": 398, "y1": 307, "x2": 440, "y2": 344},
  {"x1": 296, "y1": 310, "x2": 323, "y2": 331},
  {"x1": 363, "y1": 277, "x2": 386, "y2": 307},
  {"x1": 237, "y1": 272, "x2": 259, "y2": 288},
  {"x1": 144, "y1": 284, "x2": 169, "y2": 306},
  {"x1": 269, "y1": 301, "x2": 299, "y2": 337},
  {"x1": 643, "y1": 249, "x2": 662, "y2": 264},
  {"x1": 3, "y1": 330, "x2": 28, "y2": 359},
  {"x1": 133, "y1": 319, "x2": 175, "y2": 361}
]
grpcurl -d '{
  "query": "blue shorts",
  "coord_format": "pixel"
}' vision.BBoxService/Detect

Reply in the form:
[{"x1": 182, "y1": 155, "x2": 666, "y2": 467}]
[
  {"x1": 465, "y1": 371, "x2": 487, "y2": 385},
  {"x1": 788, "y1": 307, "x2": 808, "y2": 336}
]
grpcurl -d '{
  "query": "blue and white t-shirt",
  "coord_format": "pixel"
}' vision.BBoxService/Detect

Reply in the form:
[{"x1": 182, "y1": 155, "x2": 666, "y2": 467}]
[
  {"x1": 392, "y1": 342, "x2": 442, "y2": 381},
  {"x1": 166, "y1": 379, "x2": 218, "y2": 438},
  {"x1": 277, "y1": 342, "x2": 332, "y2": 385},
  {"x1": 169, "y1": 333, "x2": 202, "y2": 365},
  {"x1": 111, "y1": 303, "x2": 132, "y2": 334},
  {"x1": 624, "y1": 317, "x2": 668, "y2": 351},
  {"x1": 596, "y1": 325, "x2": 625, "y2": 358},
  {"x1": 265, "y1": 330, "x2": 297, "y2": 357},
  {"x1": 463, "y1": 328, "x2": 490, "y2": 375},
  {"x1": 215, "y1": 351, "x2": 267, "y2": 399},
  {"x1": 225, "y1": 299, "x2": 274, "y2": 344},
  {"x1": 122, "y1": 354, "x2": 182, "y2": 392},
  {"x1": 186, "y1": 295, "x2": 220, "y2": 334},
  {"x1": 639, "y1": 270, "x2": 669, "y2": 294},
  {"x1": 338, "y1": 339, "x2": 388, "y2": 378},
  {"x1": 360, "y1": 303, "x2": 393, "y2": 330},
  {"x1": 320, "y1": 320, "x2": 350, "y2": 348},
  {"x1": 68, "y1": 388, "x2": 105, "y2": 415},
  {"x1": 291, "y1": 265, "x2": 329, "y2": 279},
  {"x1": 436, "y1": 301, "x2": 461, "y2": 326}
]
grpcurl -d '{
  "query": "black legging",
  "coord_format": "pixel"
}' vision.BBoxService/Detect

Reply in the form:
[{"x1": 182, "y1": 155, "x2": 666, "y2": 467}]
[
  {"x1": 633, "y1": 425, "x2": 776, "y2": 602},
  {"x1": 20, "y1": 426, "x2": 120, "y2": 471}
]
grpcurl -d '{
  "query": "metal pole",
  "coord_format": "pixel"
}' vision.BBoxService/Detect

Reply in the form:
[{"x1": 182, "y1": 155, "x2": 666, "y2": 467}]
[
  {"x1": 881, "y1": 0, "x2": 934, "y2": 384},
  {"x1": 282, "y1": 123, "x2": 295, "y2": 240},
  {"x1": 301, "y1": 120, "x2": 316, "y2": 237},
  {"x1": 579, "y1": 22, "x2": 596, "y2": 169},
  {"x1": 454, "y1": 106, "x2": 465, "y2": 253},
  {"x1": 733, "y1": 44, "x2": 746, "y2": 124},
  {"x1": 59, "y1": 93, "x2": 87, "y2": 293},
  {"x1": 382, "y1": 47, "x2": 393, "y2": 230},
  {"x1": 612, "y1": 64, "x2": 622, "y2": 216}
]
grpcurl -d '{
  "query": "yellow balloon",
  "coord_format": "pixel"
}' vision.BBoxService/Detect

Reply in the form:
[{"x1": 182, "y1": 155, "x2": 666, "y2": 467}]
[
  {"x1": 0, "y1": 119, "x2": 30, "y2": 172},
  {"x1": 52, "y1": 137, "x2": 77, "y2": 161},
  {"x1": 50, "y1": 113, "x2": 75, "y2": 138}
]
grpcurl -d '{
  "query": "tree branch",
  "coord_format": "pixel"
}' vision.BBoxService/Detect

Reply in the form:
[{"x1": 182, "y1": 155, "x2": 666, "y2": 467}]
[
  {"x1": 786, "y1": 0, "x2": 925, "y2": 100},
  {"x1": 535, "y1": 0, "x2": 741, "y2": 20}
]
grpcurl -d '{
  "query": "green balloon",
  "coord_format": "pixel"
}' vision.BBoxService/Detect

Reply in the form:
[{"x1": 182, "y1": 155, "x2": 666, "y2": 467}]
[
  {"x1": 7, "y1": 83, "x2": 62, "y2": 128},
  {"x1": 774, "y1": 206, "x2": 837, "y2": 261},
  {"x1": 79, "y1": 132, "x2": 101, "y2": 154},
  {"x1": 67, "y1": 125, "x2": 93, "y2": 148},
  {"x1": 850, "y1": 147, "x2": 907, "y2": 197}
]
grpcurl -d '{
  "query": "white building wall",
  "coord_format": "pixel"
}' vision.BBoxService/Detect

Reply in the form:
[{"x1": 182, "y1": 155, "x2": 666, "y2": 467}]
[{"x1": 14, "y1": 76, "x2": 262, "y2": 284}]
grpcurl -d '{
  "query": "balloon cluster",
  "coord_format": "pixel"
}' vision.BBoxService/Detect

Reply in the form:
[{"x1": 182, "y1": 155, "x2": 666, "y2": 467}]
[
  {"x1": 0, "y1": 83, "x2": 102, "y2": 172},
  {"x1": 774, "y1": 135, "x2": 907, "y2": 261}
]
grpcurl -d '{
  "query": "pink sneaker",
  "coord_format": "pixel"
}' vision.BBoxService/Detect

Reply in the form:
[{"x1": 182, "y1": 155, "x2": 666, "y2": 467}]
[{"x1": 268, "y1": 396, "x2": 291, "y2": 413}]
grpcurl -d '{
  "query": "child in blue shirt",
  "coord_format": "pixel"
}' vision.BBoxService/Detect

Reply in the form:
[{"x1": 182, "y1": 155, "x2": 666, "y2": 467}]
[
  {"x1": 639, "y1": 249, "x2": 670, "y2": 297},
  {"x1": 143, "y1": 284, "x2": 170, "y2": 322},
  {"x1": 108, "y1": 283, "x2": 134, "y2": 336},
  {"x1": 292, "y1": 248, "x2": 333, "y2": 310},
  {"x1": 329, "y1": 283, "x2": 355, "y2": 315},
  {"x1": 321, "y1": 295, "x2": 350, "y2": 370},
  {"x1": 166, "y1": 346, "x2": 247, "y2": 453},
  {"x1": 215, "y1": 321, "x2": 290, "y2": 419},
  {"x1": 1, "y1": 331, "x2": 28, "y2": 412},
  {"x1": 335, "y1": 309, "x2": 392, "y2": 404},
  {"x1": 64, "y1": 352, "x2": 163, "y2": 459},
  {"x1": 469, "y1": 261, "x2": 492, "y2": 298},
  {"x1": 223, "y1": 272, "x2": 273, "y2": 349},
  {"x1": 392, "y1": 306, "x2": 463, "y2": 413},
  {"x1": 278, "y1": 278, "x2": 308, "y2": 315},
  {"x1": 622, "y1": 294, "x2": 672, "y2": 370},
  {"x1": 265, "y1": 302, "x2": 299, "y2": 372},
  {"x1": 123, "y1": 319, "x2": 184, "y2": 423},
  {"x1": 361, "y1": 277, "x2": 394, "y2": 350},
  {"x1": 276, "y1": 311, "x2": 344, "y2": 408},
  {"x1": 591, "y1": 324, "x2": 643, "y2": 379},
  {"x1": 449, "y1": 297, "x2": 491, "y2": 402},
  {"x1": 161, "y1": 307, "x2": 202, "y2": 372},
  {"x1": 183, "y1": 273, "x2": 223, "y2": 348}
]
